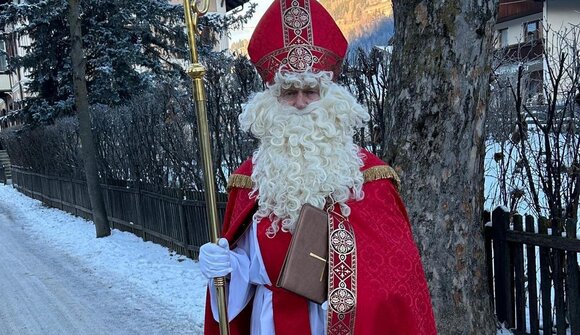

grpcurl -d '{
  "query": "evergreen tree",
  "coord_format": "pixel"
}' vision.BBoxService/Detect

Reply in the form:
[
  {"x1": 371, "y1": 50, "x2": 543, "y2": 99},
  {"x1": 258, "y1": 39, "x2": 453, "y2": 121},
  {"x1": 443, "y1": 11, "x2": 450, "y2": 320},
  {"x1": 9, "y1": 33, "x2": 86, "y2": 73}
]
[{"x1": 0, "y1": 0, "x2": 188, "y2": 123}]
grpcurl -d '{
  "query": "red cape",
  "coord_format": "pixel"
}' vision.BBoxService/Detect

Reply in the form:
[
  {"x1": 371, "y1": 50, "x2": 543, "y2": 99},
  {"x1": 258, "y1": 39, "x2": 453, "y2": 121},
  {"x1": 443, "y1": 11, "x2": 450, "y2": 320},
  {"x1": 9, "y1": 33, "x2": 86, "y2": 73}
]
[{"x1": 204, "y1": 149, "x2": 436, "y2": 335}]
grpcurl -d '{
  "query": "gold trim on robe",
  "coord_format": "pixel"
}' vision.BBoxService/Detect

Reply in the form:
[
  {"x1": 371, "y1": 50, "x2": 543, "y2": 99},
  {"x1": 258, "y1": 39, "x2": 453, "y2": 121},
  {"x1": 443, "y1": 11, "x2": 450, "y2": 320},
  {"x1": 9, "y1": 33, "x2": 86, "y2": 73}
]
[
  {"x1": 362, "y1": 165, "x2": 400, "y2": 190},
  {"x1": 227, "y1": 165, "x2": 400, "y2": 192},
  {"x1": 327, "y1": 208, "x2": 357, "y2": 334},
  {"x1": 227, "y1": 174, "x2": 253, "y2": 191}
]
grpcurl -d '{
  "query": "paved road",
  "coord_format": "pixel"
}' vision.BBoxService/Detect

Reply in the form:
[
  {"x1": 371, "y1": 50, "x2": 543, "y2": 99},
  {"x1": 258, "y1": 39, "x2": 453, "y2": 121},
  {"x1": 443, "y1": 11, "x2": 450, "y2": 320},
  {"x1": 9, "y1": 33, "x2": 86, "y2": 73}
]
[{"x1": 0, "y1": 201, "x2": 197, "y2": 335}]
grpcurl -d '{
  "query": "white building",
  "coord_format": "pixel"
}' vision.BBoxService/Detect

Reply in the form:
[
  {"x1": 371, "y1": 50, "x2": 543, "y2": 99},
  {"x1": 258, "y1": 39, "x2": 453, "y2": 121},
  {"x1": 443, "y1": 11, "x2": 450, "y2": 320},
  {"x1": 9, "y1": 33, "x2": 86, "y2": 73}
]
[
  {"x1": 543, "y1": 0, "x2": 580, "y2": 95},
  {"x1": 0, "y1": 0, "x2": 31, "y2": 131},
  {"x1": 171, "y1": 0, "x2": 250, "y2": 52},
  {"x1": 494, "y1": 0, "x2": 579, "y2": 107}
]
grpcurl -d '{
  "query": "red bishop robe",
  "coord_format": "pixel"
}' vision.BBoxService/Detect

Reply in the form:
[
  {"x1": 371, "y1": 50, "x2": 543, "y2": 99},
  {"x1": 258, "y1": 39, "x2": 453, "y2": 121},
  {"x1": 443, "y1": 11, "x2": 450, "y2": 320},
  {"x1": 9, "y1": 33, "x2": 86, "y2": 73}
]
[{"x1": 204, "y1": 149, "x2": 437, "y2": 335}]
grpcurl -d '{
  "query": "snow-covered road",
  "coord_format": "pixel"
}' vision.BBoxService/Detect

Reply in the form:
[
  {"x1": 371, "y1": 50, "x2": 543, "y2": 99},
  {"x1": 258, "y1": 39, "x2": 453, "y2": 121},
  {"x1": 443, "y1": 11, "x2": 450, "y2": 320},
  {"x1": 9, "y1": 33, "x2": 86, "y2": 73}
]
[
  {"x1": 0, "y1": 184, "x2": 515, "y2": 335},
  {"x1": 0, "y1": 185, "x2": 207, "y2": 335}
]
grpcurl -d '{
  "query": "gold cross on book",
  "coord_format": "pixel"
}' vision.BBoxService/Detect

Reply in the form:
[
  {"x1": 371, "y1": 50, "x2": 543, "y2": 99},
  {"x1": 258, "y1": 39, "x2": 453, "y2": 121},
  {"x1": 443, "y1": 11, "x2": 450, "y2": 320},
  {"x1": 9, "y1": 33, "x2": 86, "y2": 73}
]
[{"x1": 309, "y1": 252, "x2": 327, "y2": 282}]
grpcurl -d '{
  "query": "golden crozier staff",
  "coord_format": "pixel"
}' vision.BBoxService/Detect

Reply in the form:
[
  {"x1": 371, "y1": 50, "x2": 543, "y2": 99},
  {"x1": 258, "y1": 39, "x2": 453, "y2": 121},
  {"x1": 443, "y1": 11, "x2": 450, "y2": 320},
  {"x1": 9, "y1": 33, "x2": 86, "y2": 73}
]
[{"x1": 182, "y1": 0, "x2": 229, "y2": 334}]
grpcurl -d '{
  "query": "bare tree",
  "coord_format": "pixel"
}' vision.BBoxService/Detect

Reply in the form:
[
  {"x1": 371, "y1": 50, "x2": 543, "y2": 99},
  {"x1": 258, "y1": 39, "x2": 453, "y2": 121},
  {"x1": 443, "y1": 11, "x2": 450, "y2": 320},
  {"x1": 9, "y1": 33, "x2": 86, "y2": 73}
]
[
  {"x1": 384, "y1": 1, "x2": 499, "y2": 333},
  {"x1": 68, "y1": 0, "x2": 110, "y2": 238},
  {"x1": 340, "y1": 47, "x2": 391, "y2": 154},
  {"x1": 204, "y1": 52, "x2": 262, "y2": 187},
  {"x1": 485, "y1": 24, "x2": 580, "y2": 335},
  {"x1": 486, "y1": 25, "x2": 580, "y2": 228}
]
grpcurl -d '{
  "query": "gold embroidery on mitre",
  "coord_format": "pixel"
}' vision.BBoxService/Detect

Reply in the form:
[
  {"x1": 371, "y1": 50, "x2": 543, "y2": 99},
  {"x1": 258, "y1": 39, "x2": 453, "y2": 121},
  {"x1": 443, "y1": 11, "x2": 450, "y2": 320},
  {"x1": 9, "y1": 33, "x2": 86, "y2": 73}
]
[
  {"x1": 363, "y1": 165, "x2": 401, "y2": 189},
  {"x1": 227, "y1": 174, "x2": 254, "y2": 191},
  {"x1": 254, "y1": 0, "x2": 343, "y2": 81}
]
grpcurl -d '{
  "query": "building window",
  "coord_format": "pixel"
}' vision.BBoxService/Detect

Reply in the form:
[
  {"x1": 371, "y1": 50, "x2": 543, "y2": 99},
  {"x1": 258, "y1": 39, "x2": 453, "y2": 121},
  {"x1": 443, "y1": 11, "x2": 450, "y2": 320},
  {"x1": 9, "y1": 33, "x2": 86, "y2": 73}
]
[
  {"x1": 524, "y1": 20, "x2": 541, "y2": 42},
  {"x1": 0, "y1": 41, "x2": 7, "y2": 72},
  {"x1": 498, "y1": 28, "x2": 508, "y2": 48}
]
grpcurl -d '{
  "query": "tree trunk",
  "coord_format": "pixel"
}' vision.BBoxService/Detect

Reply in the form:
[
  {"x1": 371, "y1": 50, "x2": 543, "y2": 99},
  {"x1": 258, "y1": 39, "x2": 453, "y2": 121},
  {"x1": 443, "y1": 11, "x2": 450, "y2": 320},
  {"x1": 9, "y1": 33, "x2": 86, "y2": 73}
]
[
  {"x1": 68, "y1": 0, "x2": 111, "y2": 238},
  {"x1": 384, "y1": 1, "x2": 498, "y2": 333}
]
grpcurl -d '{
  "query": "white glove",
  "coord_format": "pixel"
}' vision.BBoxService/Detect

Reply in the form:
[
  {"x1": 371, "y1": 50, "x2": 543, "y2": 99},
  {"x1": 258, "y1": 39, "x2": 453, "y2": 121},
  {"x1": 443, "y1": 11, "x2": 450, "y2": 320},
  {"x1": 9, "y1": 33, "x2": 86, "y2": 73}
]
[{"x1": 199, "y1": 238, "x2": 232, "y2": 279}]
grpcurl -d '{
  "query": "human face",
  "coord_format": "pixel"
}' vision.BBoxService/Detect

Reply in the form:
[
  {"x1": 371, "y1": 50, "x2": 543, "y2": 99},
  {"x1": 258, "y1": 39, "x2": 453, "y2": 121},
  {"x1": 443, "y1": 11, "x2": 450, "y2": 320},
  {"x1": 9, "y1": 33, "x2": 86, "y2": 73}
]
[{"x1": 278, "y1": 86, "x2": 321, "y2": 110}]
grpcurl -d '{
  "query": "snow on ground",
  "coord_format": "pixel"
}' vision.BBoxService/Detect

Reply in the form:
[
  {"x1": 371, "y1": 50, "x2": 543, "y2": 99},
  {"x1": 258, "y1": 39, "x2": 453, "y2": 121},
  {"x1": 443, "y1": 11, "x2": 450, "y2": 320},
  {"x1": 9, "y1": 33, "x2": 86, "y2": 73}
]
[
  {"x1": 0, "y1": 184, "x2": 207, "y2": 334},
  {"x1": 497, "y1": 325, "x2": 514, "y2": 334},
  {"x1": 0, "y1": 183, "x2": 514, "y2": 335}
]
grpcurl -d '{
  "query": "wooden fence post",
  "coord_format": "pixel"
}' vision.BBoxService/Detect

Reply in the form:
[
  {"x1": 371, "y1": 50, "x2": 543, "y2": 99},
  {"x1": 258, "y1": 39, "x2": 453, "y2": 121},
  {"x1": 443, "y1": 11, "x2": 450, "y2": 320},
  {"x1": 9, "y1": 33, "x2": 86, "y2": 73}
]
[
  {"x1": 31, "y1": 172, "x2": 35, "y2": 198},
  {"x1": 525, "y1": 215, "x2": 540, "y2": 335},
  {"x1": 29, "y1": 170, "x2": 33, "y2": 197},
  {"x1": 483, "y1": 210, "x2": 494, "y2": 310},
  {"x1": 539, "y1": 217, "x2": 553, "y2": 335},
  {"x1": 30, "y1": 170, "x2": 35, "y2": 198},
  {"x1": 21, "y1": 169, "x2": 26, "y2": 194},
  {"x1": 59, "y1": 175, "x2": 64, "y2": 210},
  {"x1": 493, "y1": 206, "x2": 514, "y2": 327},
  {"x1": 566, "y1": 218, "x2": 580, "y2": 335},
  {"x1": 35, "y1": 173, "x2": 39, "y2": 199},
  {"x1": 513, "y1": 214, "x2": 526, "y2": 332},
  {"x1": 177, "y1": 189, "x2": 192, "y2": 258},
  {"x1": 41, "y1": 174, "x2": 46, "y2": 203},
  {"x1": 104, "y1": 184, "x2": 114, "y2": 230},
  {"x1": 70, "y1": 176, "x2": 78, "y2": 216},
  {"x1": 159, "y1": 188, "x2": 168, "y2": 248},
  {"x1": 551, "y1": 218, "x2": 566, "y2": 335},
  {"x1": 135, "y1": 182, "x2": 146, "y2": 241}
]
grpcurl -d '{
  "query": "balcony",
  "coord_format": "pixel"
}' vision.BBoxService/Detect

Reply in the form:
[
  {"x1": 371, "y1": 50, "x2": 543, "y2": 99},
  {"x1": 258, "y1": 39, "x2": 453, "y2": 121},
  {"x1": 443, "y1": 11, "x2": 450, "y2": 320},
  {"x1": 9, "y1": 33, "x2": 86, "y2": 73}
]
[{"x1": 496, "y1": 39, "x2": 544, "y2": 64}]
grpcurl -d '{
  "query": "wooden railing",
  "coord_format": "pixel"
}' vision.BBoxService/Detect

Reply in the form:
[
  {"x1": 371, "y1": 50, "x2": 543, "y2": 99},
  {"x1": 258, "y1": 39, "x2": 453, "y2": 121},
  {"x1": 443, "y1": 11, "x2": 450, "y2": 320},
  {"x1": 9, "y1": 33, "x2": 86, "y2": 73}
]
[
  {"x1": 485, "y1": 207, "x2": 580, "y2": 335},
  {"x1": 11, "y1": 166, "x2": 228, "y2": 258}
]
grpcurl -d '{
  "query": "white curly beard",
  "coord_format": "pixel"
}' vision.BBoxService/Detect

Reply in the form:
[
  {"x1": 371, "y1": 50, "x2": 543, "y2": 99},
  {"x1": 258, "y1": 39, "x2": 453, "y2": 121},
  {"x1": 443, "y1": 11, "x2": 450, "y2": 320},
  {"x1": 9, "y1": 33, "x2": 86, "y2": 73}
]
[{"x1": 239, "y1": 71, "x2": 370, "y2": 237}]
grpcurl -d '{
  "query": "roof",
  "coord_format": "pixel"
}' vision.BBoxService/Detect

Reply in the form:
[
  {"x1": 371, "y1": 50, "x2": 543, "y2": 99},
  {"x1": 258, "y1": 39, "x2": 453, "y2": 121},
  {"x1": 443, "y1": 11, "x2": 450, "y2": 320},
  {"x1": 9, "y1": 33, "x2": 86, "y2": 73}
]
[{"x1": 497, "y1": 0, "x2": 544, "y2": 23}]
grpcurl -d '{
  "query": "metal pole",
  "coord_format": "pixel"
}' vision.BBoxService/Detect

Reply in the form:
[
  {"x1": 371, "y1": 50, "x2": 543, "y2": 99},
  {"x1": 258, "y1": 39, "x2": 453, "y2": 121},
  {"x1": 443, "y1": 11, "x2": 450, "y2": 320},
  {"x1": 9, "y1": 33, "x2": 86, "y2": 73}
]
[{"x1": 182, "y1": 1, "x2": 229, "y2": 334}]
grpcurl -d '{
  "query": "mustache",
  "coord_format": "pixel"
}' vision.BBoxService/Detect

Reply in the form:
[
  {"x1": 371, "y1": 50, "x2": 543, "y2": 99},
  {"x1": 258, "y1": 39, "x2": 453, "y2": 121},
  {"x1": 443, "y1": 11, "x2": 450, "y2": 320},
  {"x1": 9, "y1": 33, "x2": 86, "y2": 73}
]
[{"x1": 277, "y1": 100, "x2": 324, "y2": 115}]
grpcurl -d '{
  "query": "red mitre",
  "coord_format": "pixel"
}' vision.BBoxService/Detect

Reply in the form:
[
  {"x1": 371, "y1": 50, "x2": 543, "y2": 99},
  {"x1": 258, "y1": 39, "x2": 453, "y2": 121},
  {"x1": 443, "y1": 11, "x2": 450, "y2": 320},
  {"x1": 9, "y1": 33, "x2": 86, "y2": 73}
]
[{"x1": 248, "y1": 0, "x2": 348, "y2": 83}]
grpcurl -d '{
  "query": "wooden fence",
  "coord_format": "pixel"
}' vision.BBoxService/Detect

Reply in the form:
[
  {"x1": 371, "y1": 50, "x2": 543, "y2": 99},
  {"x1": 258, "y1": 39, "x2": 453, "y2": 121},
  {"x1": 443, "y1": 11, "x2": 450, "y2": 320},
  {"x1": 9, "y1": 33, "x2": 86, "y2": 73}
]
[
  {"x1": 0, "y1": 165, "x2": 6, "y2": 184},
  {"x1": 11, "y1": 166, "x2": 228, "y2": 258},
  {"x1": 485, "y1": 207, "x2": 580, "y2": 335}
]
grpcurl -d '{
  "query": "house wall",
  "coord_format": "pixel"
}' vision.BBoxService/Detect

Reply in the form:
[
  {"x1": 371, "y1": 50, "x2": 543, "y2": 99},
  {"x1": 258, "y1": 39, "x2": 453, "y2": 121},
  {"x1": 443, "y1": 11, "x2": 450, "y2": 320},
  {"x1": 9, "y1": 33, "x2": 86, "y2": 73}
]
[
  {"x1": 495, "y1": 13, "x2": 543, "y2": 47},
  {"x1": 209, "y1": 0, "x2": 228, "y2": 51},
  {"x1": 0, "y1": 2, "x2": 30, "y2": 130},
  {"x1": 11, "y1": 33, "x2": 31, "y2": 109},
  {"x1": 545, "y1": 0, "x2": 580, "y2": 32},
  {"x1": 543, "y1": 0, "x2": 580, "y2": 94},
  {"x1": 172, "y1": 0, "x2": 229, "y2": 51}
]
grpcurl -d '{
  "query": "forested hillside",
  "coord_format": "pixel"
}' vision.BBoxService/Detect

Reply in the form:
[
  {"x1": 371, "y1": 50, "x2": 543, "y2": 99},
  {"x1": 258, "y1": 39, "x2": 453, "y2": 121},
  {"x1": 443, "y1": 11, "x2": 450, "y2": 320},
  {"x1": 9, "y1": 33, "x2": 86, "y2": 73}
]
[
  {"x1": 230, "y1": 0, "x2": 393, "y2": 55},
  {"x1": 318, "y1": 0, "x2": 392, "y2": 42}
]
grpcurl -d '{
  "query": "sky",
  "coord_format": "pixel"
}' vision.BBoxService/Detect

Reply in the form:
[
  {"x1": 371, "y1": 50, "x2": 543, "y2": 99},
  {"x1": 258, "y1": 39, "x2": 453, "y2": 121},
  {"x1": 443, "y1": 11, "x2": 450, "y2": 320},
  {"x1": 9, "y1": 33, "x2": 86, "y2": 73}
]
[{"x1": 229, "y1": 0, "x2": 270, "y2": 43}]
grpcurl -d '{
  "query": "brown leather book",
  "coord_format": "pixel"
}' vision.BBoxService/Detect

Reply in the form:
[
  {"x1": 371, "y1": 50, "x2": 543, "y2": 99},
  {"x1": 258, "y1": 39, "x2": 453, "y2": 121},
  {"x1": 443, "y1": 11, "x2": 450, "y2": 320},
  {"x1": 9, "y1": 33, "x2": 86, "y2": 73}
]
[{"x1": 276, "y1": 203, "x2": 329, "y2": 304}]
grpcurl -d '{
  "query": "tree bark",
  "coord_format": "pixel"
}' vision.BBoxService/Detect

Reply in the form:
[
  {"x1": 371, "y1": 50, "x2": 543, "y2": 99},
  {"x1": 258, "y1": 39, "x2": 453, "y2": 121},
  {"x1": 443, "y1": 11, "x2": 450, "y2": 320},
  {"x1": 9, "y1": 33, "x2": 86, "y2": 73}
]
[
  {"x1": 384, "y1": 1, "x2": 498, "y2": 333},
  {"x1": 68, "y1": 0, "x2": 111, "y2": 238}
]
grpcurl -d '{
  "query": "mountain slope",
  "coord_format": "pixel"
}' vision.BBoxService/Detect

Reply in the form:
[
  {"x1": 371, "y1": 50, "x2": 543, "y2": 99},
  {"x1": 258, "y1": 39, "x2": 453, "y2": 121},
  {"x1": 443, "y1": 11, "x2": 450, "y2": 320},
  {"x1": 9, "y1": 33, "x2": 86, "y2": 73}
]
[
  {"x1": 230, "y1": 0, "x2": 393, "y2": 55},
  {"x1": 318, "y1": 0, "x2": 392, "y2": 43}
]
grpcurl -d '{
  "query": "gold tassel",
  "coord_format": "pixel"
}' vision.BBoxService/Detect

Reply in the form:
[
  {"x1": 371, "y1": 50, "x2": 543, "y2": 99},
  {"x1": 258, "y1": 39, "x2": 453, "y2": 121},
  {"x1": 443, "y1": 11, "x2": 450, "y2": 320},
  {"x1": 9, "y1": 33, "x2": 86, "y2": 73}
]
[
  {"x1": 227, "y1": 174, "x2": 254, "y2": 191},
  {"x1": 363, "y1": 165, "x2": 401, "y2": 190}
]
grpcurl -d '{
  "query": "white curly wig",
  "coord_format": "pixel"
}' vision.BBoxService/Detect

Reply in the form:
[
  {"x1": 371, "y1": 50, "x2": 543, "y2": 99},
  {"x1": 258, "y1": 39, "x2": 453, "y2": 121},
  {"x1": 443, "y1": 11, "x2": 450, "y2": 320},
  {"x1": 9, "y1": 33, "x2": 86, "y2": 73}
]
[{"x1": 239, "y1": 70, "x2": 370, "y2": 237}]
